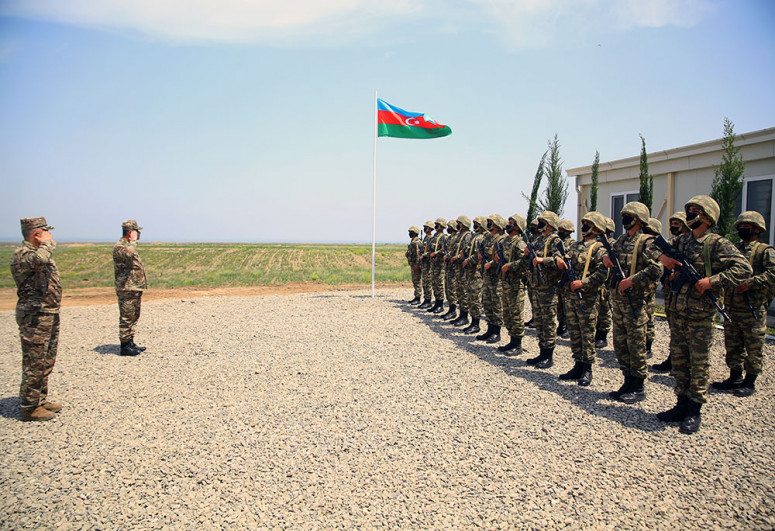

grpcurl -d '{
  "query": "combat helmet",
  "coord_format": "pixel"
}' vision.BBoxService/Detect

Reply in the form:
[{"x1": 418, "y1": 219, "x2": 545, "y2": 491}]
[
  {"x1": 435, "y1": 217, "x2": 447, "y2": 228},
  {"x1": 457, "y1": 215, "x2": 471, "y2": 230},
  {"x1": 446, "y1": 219, "x2": 458, "y2": 231},
  {"x1": 558, "y1": 219, "x2": 575, "y2": 233},
  {"x1": 581, "y1": 212, "x2": 606, "y2": 233},
  {"x1": 538, "y1": 210, "x2": 560, "y2": 230},
  {"x1": 473, "y1": 216, "x2": 487, "y2": 231},
  {"x1": 736, "y1": 211, "x2": 767, "y2": 232},
  {"x1": 408, "y1": 226, "x2": 420, "y2": 235},
  {"x1": 669, "y1": 211, "x2": 688, "y2": 226},
  {"x1": 488, "y1": 213, "x2": 507, "y2": 230},
  {"x1": 646, "y1": 217, "x2": 663, "y2": 236},
  {"x1": 621, "y1": 201, "x2": 650, "y2": 225},
  {"x1": 423, "y1": 220, "x2": 434, "y2": 231},
  {"x1": 685, "y1": 195, "x2": 720, "y2": 226},
  {"x1": 605, "y1": 217, "x2": 615, "y2": 233},
  {"x1": 508, "y1": 214, "x2": 527, "y2": 234}
]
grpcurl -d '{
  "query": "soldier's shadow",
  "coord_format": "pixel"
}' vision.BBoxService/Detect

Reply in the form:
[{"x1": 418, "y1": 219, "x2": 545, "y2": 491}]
[
  {"x1": 0, "y1": 396, "x2": 22, "y2": 420},
  {"x1": 398, "y1": 302, "x2": 667, "y2": 433},
  {"x1": 93, "y1": 344, "x2": 120, "y2": 356}
]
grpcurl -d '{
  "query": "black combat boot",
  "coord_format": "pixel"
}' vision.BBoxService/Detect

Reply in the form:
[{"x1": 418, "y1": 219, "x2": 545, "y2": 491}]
[
  {"x1": 657, "y1": 396, "x2": 689, "y2": 423},
  {"x1": 441, "y1": 304, "x2": 457, "y2": 320},
  {"x1": 432, "y1": 301, "x2": 445, "y2": 314},
  {"x1": 486, "y1": 326, "x2": 501, "y2": 344},
  {"x1": 679, "y1": 401, "x2": 702, "y2": 434},
  {"x1": 497, "y1": 336, "x2": 522, "y2": 354},
  {"x1": 452, "y1": 311, "x2": 469, "y2": 327},
  {"x1": 733, "y1": 374, "x2": 758, "y2": 397},
  {"x1": 578, "y1": 364, "x2": 593, "y2": 386},
  {"x1": 408, "y1": 296, "x2": 421, "y2": 305},
  {"x1": 130, "y1": 339, "x2": 146, "y2": 353},
  {"x1": 426, "y1": 300, "x2": 440, "y2": 312},
  {"x1": 535, "y1": 347, "x2": 554, "y2": 369},
  {"x1": 475, "y1": 323, "x2": 494, "y2": 341},
  {"x1": 525, "y1": 318, "x2": 535, "y2": 329},
  {"x1": 711, "y1": 369, "x2": 743, "y2": 391},
  {"x1": 556, "y1": 321, "x2": 568, "y2": 338},
  {"x1": 646, "y1": 339, "x2": 653, "y2": 358},
  {"x1": 594, "y1": 330, "x2": 608, "y2": 349},
  {"x1": 559, "y1": 362, "x2": 584, "y2": 380},
  {"x1": 525, "y1": 348, "x2": 545, "y2": 365},
  {"x1": 608, "y1": 375, "x2": 631, "y2": 400},
  {"x1": 618, "y1": 377, "x2": 645, "y2": 404},
  {"x1": 464, "y1": 318, "x2": 481, "y2": 335},
  {"x1": 651, "y1": 354, "x2": 672, "y2": 372},
  {"x1": 120, "y1": 341, "x2": 141, "y2": 356},
  {"x1": 418, "y1": 298, "x2": 432, "y2": 309}
]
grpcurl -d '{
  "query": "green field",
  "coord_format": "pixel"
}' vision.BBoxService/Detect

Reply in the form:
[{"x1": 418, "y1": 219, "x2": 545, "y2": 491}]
[{"x1": 0, "y1": 243, "x2": 411, "y2": 290}]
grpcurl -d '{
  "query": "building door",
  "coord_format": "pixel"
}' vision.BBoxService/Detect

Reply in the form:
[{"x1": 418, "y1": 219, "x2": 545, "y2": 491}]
[
  {"x1": 739, "y1": 176, "x2": 775, "y2": 245},
  {"x1": 611, "y1": 191, "x2": 640, "y2": 238}
]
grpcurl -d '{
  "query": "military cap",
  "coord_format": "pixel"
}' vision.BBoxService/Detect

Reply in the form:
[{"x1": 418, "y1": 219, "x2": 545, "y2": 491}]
[
  {"x1": 558, "y1": 219, "x2": 575, "y2": 232},
  {"x1": 456, "y1": 215, "x2": 471, "y2": 229},
  {"x1": 538, "y1": 211, "x2": 560, "y2": 230},
  {"x1": 122, "y1": 219, "x2": 144, "y2": 231},
  {"x1": 409, "y1": 226, "x2": 420, "y2": 234},
  {"x1": 669, "y1": 211, "x2": 688, "y2": 226},
  {"x1": 434, "y1": 217, "x2": 446, "y2": 227},
  {"x1": 621, "y1": 202, "x2": 650, "y2": 225},
  {"x1": 488, "y1": 213, "x2": 507, "y2": 230},
  {"x1": 446, "y1": 219, "x2": 458, "y2": 230},
  {"x1": 20, "y1": 217, "x2": 54, "y2": 233},
  {"x1": 423, "y1": 220, "x2": 435, "y2": 230},
  {"x1": 582, "y1": 212, "x2": 606, "y2": 233},
  {"x1": 685, "y1": 195, "x2": 720, "y2": 226},
  {"x1": 473, "y1": 216, "x2": 487, "y2": 228},
  {"x1": 736, "y1": 211, "x2": 767, "y2": 232},
  {"x1": 605, "y1": 217, "x2": 615, "y2": 233},
  {"x1": 509, "y1": 214, "x2": 527, "y2": 234},
  {"x1": 646, "y1": 217, "x2": 662, "y2": 235}
]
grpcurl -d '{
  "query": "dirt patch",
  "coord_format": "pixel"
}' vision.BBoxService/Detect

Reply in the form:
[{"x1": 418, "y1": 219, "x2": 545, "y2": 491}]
[{"x1": 0, "y1": 283, "x2": 409, "y2": 311}]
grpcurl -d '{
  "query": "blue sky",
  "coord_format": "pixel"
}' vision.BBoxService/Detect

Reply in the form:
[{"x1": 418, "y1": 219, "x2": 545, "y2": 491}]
[{"x1": 1, "y1": 0, "x2": 773, "y2": 243}]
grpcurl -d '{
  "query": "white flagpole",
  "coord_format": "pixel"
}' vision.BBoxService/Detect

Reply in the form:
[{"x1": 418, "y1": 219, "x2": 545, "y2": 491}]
[{"x1": 371, "y1": 90, "x2": 378, "y2": 298}]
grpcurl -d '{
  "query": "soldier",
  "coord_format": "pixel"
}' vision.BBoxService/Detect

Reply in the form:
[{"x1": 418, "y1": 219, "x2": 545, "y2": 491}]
[
  {"x1": 114, "y1": 220, "x2": 148, "y2": 356},
  {"x1": 405, "y1": 226, "x2": 423, "y2": 304},
  {"x1": 652, "y1": 212, "x2": 690, "y2": 371},
  {"x1": 451, "y1": 216, "x2": 473, "y2": 327},
  {"x1": 642, "y1": 217, "x2": 663, "y2": 357},
  {"x1": 525, "y1": 218, "x2": 540, "y2": 329},
  {"x1": 556, "y1": 212, "x2": 609, "y2": 386},
  {"x1": 594, "y1": 217, "x2": 616, "y2": 348},
  {"x1": 427, "y1": 218, "x2": 447, "y2": 314},
  {"x1": 498, "y1": 214, "x2": 529, "y2": 355},
  {"x1": 602, "y1": 202, "x2": 661, "y2": 404},
  {"x1": 418, "y1": 221, "x2": 435, "y2": 309},
  {"x1": 462, "y1": 216, "x2": 487, "y2": 334},
  {"x1": 656, "y1": 196, "x2": 751, "y2": 434},
  {"x1": 713, "y1": 211, "x2": 775, "y2": 397},
  {"x1": 521, "y1": 210, "x2": 562, "y2": 368},
  {"x1": 441, "y1": 219, "x2": 460, "y2": 320},
  {"x1": 476, "y1": 214, "x2": 507, "y2": 343},
  {"x1": 555, "y1": 219, "x2": 575, "y2": 338},
  {"x1": 11, "y1": 217, "x2": 63, "y2": 422}
]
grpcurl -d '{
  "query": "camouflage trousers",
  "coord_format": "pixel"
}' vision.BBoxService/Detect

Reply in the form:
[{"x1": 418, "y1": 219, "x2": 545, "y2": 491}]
[
  {"x1": 118, "y1": 291, "x2": 142, "y2": 343},
  {"x1": 596, "y1": 287, "x2": 611, "y2": 335},
  {"x1": 466, "y1": 267, "x2": 483, "y2": 319},
  {"x1": 445, "y1": 263, "x2": 457, "y2": 306},
  {"x1": 612, "y1": 294, "x2": 649, "y2": 379},
  {"x1": 564, "y1": 291, "x2": 600, "y2": 364},
  {"x1": 482, "y1": 272, "x2": 503, "y2": 326},
  {"x1": 16, "y1": 310, "x2": 59, "y2": 410},
  {"x1": 557, "y1": 291, "x2": 566, "y2": 327},
  {"x1": 410, "y1": 265, "x2": 422, "y2": 299},
  {"x1": 724, "y1": 306, "x2": 767, "y2": 375},
  {"x1": 501, "y1": 277, "x2": 525, "y2": 338},
  {"x1": 645, "y1": 290, "x2": 656, "y2": 345},
  {"x1": 532, "y1": 285, "x2": 558, "y2": 349},
  {"x1": 454, "y1": 266, "x2": 468, "y2": 312},
  {"x1": 430, "y1": 261, "x2": 445, "y2": 302},
  {"x1": 421, "y1": 261, "x2": 432, "y2": 300},
  {"x1": 669, "y1": 309, "x2": 714, "y2": 404}
]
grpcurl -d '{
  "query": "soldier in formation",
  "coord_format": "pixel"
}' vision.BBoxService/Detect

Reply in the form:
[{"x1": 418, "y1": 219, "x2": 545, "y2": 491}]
[
  {"x1": 476, "y1": 214, "x2": 507, "y2": 343},
  {"x1": 406, "y1": 226, "x2": 423, "y2": 304},
  {"x1": 497, "y1": 214, "x2": 529, "y2": 355},
  {"x1": 114, "y1": 220, "x2": 148, "y2": 356},
  {"x1": 418, "y1": 221, "x2": 434, "y2": 308},
  {"x1": 461, "y1": 217, "x2": 487, "y2": 334},
  {"x1": 555, "y1": 219, "x2": 575, "y2": 338},
  {"x1": 451, "y1": 216, "x2": 473, "y2": 327},
  {"x1": 427, "y1": 218, "x2": 447, "y2": 314},
  {"x1": 441, "y1": 219, "x2": 459, "y2": 320},
  {"x1": 594, "y1": 217, "x2": 615, "y2": 348}
]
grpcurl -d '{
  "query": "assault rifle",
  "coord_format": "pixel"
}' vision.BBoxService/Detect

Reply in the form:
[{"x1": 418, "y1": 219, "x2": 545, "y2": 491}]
[
  {"x1": 599, "y1": 235, "x2": 637, "y2": 318},
  {"x1": 478, "y1": 237, "x2": 496, "y2": 285},
  {"x1": 495, "y1": 238, "x2": 513, "y2": 285},
  {"x1": 743, "y1": 292, "x2": 760, "y2": 320},
  {"x1": 653, "y1": 234, "x2": 731, "y2": 322},
  {"x1": 556, "y1": 240, "x2": 585, "y2": 312},
  {"x1": 521, "y1": 233, "x2": 545, "y2": 285}
]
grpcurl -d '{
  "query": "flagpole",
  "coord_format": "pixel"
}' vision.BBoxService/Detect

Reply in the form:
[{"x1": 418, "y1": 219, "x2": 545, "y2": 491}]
[{"x1": 371, "y1": 90, "x2": 378, "y2": 298}]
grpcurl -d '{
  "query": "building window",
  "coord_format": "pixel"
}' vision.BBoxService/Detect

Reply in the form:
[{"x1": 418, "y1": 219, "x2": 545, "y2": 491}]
[
  {"x1": 611, "y1": 191, "x2": 640, "y2": 238},
  {"x1": 739, "y1": 176, "x2": 775, "y2": 245}
]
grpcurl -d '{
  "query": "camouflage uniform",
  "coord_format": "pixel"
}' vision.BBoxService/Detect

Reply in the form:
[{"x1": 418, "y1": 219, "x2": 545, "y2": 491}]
[
  {"x1": 556, "y1": 220, "x2": 575, "y2": 337},
  {"x1": 443, "y1": 220, "x2": 459, "y2": 311},
  {"x1": 428, "y1": 219, "x2": 447, "y2": 309},
  {"x1": 452, "y1": 217, "x2": 473, "y2": 323},
  {"x1": 406, "y1": 227, "x2": 423, "y2": 300},
  {"x1": 479, "y1": 215, "x2": 506, "y2": 334},
  {"x1": 10, "y1": 218, "x2": 62, "y2": 416},
  {"x1": 462, "y1": 219, "x2": 486, "y2": 332},
  {"x1": 595, "y1": 217, "x2": 616, "y2": 346},
  {"x1": 419, "y1": 222, "x2": 434, "y2": 305},
  {"x1": 500, "y1": 215, "x2": 529, "y2": 352},
  {"x1": 114, "y1": 221, "x2": 148, "y2": 344}
]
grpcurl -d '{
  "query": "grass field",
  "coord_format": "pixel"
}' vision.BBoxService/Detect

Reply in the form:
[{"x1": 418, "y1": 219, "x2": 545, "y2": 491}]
[{"x1": 0, "y1": 242, "x2": 411, "y2": 290}]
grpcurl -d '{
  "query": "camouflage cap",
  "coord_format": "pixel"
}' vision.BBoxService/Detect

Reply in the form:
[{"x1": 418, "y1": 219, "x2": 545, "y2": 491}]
[
  {"x1": 423, "y1": 220, "x2": 434, "y2": 230},
  {"x1": 669, "y1": 211, "x2": 688, "y2": 226},
  {"x1": 488, "y1": 213, "x2": 507, "y2": 230},
  {"x1": 456, "y1": 215, "x2": 471, "y2": 229},
  {"x1": 685, "y1": 195, "x2": 720, "y2": 226},
  {"x1": 473, "y1": 215, "x2": 487, "y2": 229},
  {"x1": 605, "y1": 217, "x2": 615, "y2": 232},
  {"x1": 446, "y1": 219, "x2": 458, "y2": 230},
  {"x1": 20, "y1": 217, "x2": 54, "y2": 233},
  {"x1": 538, "y1": 211, "x2": 560, "y2": 230},
  {"x1": 122, "y1": 219, "x2": 144, "y2": 231},
  {"x1": 509, "y1": 214, "x2": 527, "y2": 233},
  {"x1": 558, "y1": 219, "x2": 575, "y2": 232},
  {"x1": 736, "y1": 211, "x2": 767, "y2": 232},
  {"x1": 409, "y1": 226, "x2": 420, "y2": 234},
  {"x1": 621, "y1": 202, "x2": 650, "y2": 225},
  {"x1": 434, "y1": 217, "x2": 446, "y2": 227},
  {"x1": 582, "y1": 212, "x2": 606, "y2": 233},
  {"x1": 646, "y1": 217, "x2": 663, "y2": 235}
]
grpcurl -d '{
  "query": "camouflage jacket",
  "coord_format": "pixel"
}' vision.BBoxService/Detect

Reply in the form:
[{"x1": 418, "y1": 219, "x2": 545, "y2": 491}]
[
  {"x1": 482, "y1": 232, "x2": 506, "y2": 280},
  {"x1": 10, "y1": 240, "x2": 62, "y2": 314},
  {"x1": 421, "y1": 233, "x2": 432, "y2": 264},
  {"x1": 501, "y1": 234, "x2": 528, "y2": 282},
  {"x1": 407, "y1": 236, "x2": 422, "y2": 266},
  {"x1": 724, "y1": 239, "x2": 775, "y2": 311},
  {"x1": 444, "y1": 232, "x2": 460, "y2": 267},
  {"x1": 113, "y1": 239, "x2": 147, "y2": 292},
  {"x1": 560, "y1": 238, "x2": 608, "y2": 296},
  {"x1": 520, "y1": 231, "x2": 562, "y2": 287},
  {"x1": 608, "y1": 229, "x2": 661, "y2": 299},
  {"x1": 452, "y1": 230, "x2": 472, "y2": 268},
  {"x1": 429, "y1": 232, "x2": 447, "y2": 264},
  {"x1": 465, "y1": 232, "x2": 485, "y2": 271},
  {"x1": 667, "y1": 231, "x2": 751, "y2": 313}
]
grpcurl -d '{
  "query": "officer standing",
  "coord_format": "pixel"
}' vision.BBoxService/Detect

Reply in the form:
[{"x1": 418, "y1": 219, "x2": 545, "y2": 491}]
[
  {"x1": 418, "y1": 221, "x2": 435, "y2": 309},
  {"x1": 462, "y1": 216, "x2": 487, "y2": 334},
  {"x1": 405, "y1": 226, "x2": 423, "y2": 304},
  {"x1": 427, "y1": 218, "x2": 447, "y2": 314},
  {"x1": 451, "y1": 216, "x2": 473, "y2": 327},
  {"x1": 11, "y1": 217, "x2": 62, "y2": 421},
  {"x1": 114, "y1": 220, "x2": 148, "y2": 356},
  {"x1": 656, "y1": 196, "x2": 751, "y2": 434},
  {"x1": 713, "y1": 211, "x2": 775, "y2": 397},
  {"x1": 498, "y1": 214, "x2": 529, "y2": 355}
]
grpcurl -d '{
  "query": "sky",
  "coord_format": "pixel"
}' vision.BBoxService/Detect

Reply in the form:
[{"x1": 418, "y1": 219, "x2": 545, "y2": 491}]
[{"x1": 1, "y1": 0, "x2": 773, "y2": 243}]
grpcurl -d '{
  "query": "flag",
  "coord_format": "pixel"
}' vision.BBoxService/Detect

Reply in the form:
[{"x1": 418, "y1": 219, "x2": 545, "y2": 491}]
[{"x1": 377, "y1": 99, "x2": 452, "y2": 139}]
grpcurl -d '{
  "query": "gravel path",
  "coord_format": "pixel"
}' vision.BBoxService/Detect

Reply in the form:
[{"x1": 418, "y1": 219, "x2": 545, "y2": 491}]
[{"x1": 1, "y1": 288, "x2": 773, "y2": 529}]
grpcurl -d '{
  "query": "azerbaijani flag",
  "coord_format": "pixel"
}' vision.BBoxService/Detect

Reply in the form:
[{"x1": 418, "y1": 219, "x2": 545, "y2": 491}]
[{"x1": 377, "y1": 99, "x2": 452, "y2": 139}]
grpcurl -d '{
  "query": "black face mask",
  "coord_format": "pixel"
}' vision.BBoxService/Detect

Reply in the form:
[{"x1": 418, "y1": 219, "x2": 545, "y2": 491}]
[
  {"x1": 487, "y1": 221, "x2": 493, "y2": 230},
  {"x1": 621, "y1": 214, "x2": 634, "y2": 229},
  {"x1": 669, "y1": 225, "x2": 681, "y2": 236},
  {"x1": 737, "y1": 227, "x2": 754, "y2": 241},
  {"x1": 686, "y1": 211, "x2": 704, "y2": 229},
  {"x1": 581, "y1": 224, "x2": 591, "y2": 234},
  {"x1": 537, "y1": 221, "x2": 546, "y2": 230},
  {"x1": 506, "y1": 224, "x2": 516, "y2": 234},
  {"x1": 558, "y1": 231, "x2": 570, "y2": 239}
]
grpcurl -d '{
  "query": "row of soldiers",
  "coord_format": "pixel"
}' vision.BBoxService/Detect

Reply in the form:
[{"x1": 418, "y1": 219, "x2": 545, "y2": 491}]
[{"x1": 405, "y1": 195, "x2": 774, "y2": 435}]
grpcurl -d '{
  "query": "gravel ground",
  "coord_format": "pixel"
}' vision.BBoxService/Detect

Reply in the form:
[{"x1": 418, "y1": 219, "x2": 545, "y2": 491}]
[{"x1": 1, "y1": 288, "x2": 773, "y2": 529}]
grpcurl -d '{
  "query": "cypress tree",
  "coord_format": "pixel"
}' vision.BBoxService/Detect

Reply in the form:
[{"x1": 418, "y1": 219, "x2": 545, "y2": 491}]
[
  {"x1": 710, "y1": 117, "x2": 745, "y2": 240},
  {"x1": 638, "y1": 134, "x2": 653, "y2": 211},
  {"x1": 590, "y1": 150, "x2": 600, "y2": 212},
  {"x1": 540, "y1": 134, "x2": 568, "y2": 215},
  {"x1": 523, "y1": 151, "x2": 546, "y2": 224}
]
